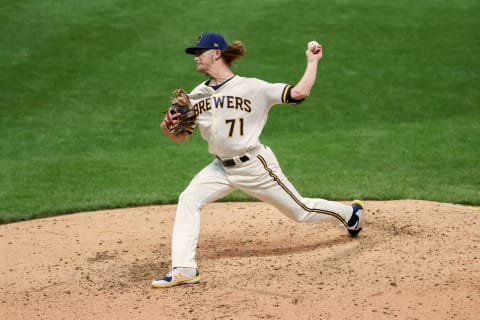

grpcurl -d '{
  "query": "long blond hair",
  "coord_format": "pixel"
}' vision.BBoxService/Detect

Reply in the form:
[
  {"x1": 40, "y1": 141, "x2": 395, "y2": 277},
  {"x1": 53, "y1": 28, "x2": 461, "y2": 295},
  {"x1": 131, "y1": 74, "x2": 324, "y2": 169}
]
[{"x1": 221, "y1": 40, "x2": 246, "y2": 67}]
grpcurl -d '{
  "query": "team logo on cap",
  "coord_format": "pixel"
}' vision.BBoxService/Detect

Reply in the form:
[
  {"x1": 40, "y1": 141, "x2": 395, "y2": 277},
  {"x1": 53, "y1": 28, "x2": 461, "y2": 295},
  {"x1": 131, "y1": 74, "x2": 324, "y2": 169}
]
[
  {"x1": 196, "y1": 35, "x2": 202, "y2": 45},
  {"x1": 214, "y1": 42, "x2": 219, "y2": 47}
]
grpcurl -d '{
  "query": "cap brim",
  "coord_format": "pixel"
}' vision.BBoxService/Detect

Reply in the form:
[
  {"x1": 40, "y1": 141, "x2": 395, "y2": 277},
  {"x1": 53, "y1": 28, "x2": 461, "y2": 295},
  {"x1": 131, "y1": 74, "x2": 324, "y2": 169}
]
[
  {"x1": 185, "y1": 46, "x2": 223, "y2": 55},
  {"x1": 185, "y1": 46, "x2": 210, "y2": 55},
  {"x1": 185, "y1": 47, "x2": 197, "y2": 55}
]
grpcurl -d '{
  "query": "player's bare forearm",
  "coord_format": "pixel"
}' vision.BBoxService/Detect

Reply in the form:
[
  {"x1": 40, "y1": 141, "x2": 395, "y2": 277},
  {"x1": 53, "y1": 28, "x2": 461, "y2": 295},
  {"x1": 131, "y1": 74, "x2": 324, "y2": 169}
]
[
  {"x1": 160, "y1": 121, "x2": 190, "y2": 143},
  {"x1": 291, "y1": 41, "x2": 323, "y2": 100},
  {"x1": 291, "y1": 61, "x2": 319, "y2": 99}
]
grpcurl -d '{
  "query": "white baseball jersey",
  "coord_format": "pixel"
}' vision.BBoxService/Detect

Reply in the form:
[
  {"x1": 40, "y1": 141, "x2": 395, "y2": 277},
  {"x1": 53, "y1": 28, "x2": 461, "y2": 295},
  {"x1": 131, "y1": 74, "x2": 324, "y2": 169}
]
[{"x1": 189, "y1": 75, "x2": 294, "y2": 158}]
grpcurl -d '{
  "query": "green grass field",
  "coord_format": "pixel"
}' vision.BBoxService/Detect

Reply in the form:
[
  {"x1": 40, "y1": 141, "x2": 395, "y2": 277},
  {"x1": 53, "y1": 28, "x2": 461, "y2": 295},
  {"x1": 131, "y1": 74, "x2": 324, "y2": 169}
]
[{"x1": 1, "y1": 0, "x2": 479, "y2": 223}]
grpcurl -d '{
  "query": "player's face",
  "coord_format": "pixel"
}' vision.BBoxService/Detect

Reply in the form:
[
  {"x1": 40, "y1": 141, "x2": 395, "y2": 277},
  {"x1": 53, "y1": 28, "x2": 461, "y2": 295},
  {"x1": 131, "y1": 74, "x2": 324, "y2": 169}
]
[{"x1": 194, "y1": 49, "x2": 216, "y2": 73}]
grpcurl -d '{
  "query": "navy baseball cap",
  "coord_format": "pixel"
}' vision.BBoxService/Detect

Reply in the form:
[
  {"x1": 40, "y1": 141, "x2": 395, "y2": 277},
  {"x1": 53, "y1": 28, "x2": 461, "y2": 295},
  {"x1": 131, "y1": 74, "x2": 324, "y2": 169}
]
[{"x1": 185, "y1": 33, "x2": 228, "y2": 55}]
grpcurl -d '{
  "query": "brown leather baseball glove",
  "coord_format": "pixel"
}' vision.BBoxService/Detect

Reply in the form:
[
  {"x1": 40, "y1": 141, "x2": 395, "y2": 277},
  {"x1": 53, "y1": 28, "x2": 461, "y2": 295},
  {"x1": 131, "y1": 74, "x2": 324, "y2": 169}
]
[{"x1": 163, "y1": 89, "x2": 197, "y2": 135}]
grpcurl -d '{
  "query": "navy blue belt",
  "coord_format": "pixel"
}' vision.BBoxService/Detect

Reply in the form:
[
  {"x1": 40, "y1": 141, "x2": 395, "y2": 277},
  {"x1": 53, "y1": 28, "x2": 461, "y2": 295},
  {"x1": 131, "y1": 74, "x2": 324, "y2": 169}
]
[{"x1": 217, "y1": 155, "x2": 250, "y2": 167}]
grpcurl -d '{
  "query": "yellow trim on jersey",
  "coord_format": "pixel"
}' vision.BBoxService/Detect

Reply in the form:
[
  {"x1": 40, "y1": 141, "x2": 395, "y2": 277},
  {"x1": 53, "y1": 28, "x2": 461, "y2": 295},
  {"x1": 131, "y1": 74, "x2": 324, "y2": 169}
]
[
  {"x1": 257, "y1": 154, "x2": 348, "y2": 226},
  {"x1": 281, "y1": 85, "x2": 292, "y2": 104}
]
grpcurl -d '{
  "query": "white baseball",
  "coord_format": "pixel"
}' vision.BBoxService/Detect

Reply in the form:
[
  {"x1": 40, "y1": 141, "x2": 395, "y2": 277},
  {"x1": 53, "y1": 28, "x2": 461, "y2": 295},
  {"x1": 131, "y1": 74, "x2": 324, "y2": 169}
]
[{"x1": 308, "y1": 40, "x2": 321, "y2": 53}]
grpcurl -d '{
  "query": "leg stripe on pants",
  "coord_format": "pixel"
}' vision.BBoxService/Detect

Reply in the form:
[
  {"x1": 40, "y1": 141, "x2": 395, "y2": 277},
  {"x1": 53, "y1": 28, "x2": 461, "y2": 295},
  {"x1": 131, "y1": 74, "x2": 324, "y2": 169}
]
[{"x1": 257, "y1": 154, "x2": 348, "y2": 226}]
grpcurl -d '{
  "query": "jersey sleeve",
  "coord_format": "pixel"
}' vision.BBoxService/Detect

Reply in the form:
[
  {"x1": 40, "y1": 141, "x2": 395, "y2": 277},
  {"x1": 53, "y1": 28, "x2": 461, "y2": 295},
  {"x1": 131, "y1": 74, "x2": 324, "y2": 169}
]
[
  {"x1": 257, "y1": 80, "x2": 304, "y2": 107},
  {"x1": 281, "y1": 85, "x2": 305, "y2": 105}
]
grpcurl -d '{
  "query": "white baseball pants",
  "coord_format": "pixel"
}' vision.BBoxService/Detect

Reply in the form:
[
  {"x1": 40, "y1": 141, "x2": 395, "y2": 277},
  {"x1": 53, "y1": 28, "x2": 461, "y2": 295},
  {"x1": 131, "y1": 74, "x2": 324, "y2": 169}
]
[{"x1": 171, "y1": 145, "x2": 354, "y2": 268}]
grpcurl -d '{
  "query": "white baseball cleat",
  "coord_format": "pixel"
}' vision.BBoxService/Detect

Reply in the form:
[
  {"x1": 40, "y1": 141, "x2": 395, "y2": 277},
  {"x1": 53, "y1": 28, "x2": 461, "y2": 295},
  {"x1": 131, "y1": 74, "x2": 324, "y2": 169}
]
[
  {"x1": 151, "y1": 267, "x2": 200, "y2": 288},
  {"x1": 347, "y1": 200, "x2": 365, "y2": 237}
]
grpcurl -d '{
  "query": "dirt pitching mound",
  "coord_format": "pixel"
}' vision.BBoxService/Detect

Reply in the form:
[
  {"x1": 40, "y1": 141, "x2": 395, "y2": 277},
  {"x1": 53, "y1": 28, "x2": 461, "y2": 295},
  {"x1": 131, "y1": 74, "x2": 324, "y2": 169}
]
[{"x1": 1, "y1": 200, "x2": 479, "y2": 319}]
